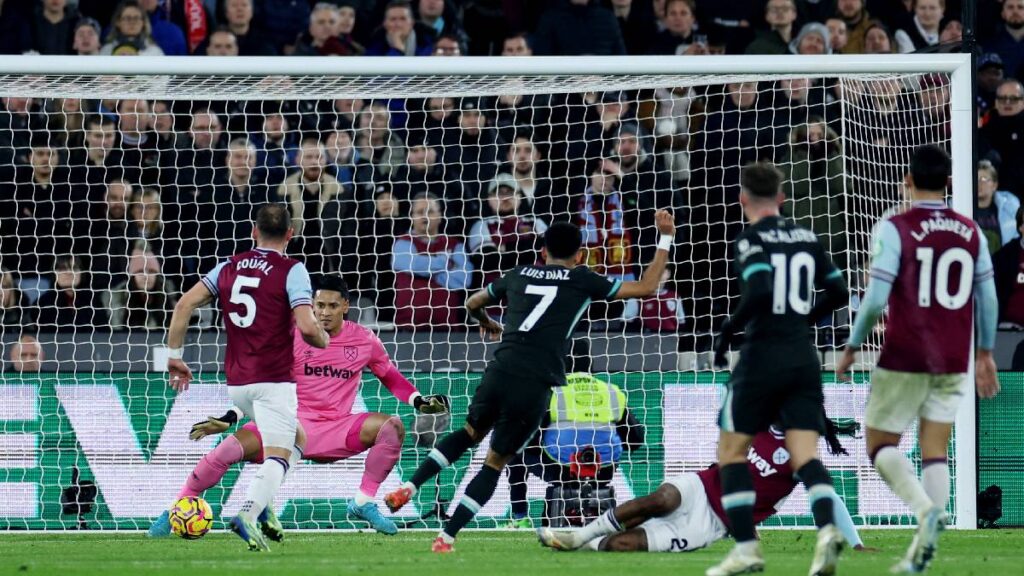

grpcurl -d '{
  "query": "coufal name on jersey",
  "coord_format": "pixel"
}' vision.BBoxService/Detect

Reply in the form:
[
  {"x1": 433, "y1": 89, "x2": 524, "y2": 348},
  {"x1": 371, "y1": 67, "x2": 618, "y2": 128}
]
[
  {"x1": 236, "y1": 257, "x2": 275, "y2": 274},
  {"x1": 303, "y1": 363, "x2": 354, "y2": 379},
  {"x1": 910, "y1": 213, "x2": 974, "y2": 243},
  {"x1": 748, "y1": 445, "x2": 781, "y2": 477},
  {"x1": 756, "y1": 228, "x2": 817, "y2": 244},
  {"x1": 521, "y1": 267, "x2": 570, "y2": 280}
]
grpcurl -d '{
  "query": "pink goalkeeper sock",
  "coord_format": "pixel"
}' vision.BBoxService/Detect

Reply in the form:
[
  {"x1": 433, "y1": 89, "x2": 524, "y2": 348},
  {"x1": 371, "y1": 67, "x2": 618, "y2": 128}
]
[
  {"x1": 360, "y1": 418, "x2": 403, "y2": 498},
  {"x1": 177, "y1": 435, "x2": 245, "y2": 499}
]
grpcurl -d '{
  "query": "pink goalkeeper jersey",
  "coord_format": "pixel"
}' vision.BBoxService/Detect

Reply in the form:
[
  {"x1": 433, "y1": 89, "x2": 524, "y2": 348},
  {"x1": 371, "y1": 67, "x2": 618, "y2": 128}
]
[{"x1": 293, "y1": 321, "x2": 396, "y2": 421}]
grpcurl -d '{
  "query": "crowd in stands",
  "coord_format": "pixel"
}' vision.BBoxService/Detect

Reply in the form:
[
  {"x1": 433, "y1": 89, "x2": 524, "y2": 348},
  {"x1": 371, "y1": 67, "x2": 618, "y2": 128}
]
[{"x1": 0, "y1": 0, "x2": 1022, "y2": 344}]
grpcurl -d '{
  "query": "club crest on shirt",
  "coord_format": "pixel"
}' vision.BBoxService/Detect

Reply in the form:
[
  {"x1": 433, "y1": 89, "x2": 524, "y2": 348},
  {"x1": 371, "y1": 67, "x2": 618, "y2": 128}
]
[
  {"x1": 344, "y1": 346, "x2": 358, "y2": 361},
  {"x1": 304, "y1": 349, "x2": 314, "y2": 358},
  {"x1": 773, "y1": 447, "x2": 791, "y2": 466}
]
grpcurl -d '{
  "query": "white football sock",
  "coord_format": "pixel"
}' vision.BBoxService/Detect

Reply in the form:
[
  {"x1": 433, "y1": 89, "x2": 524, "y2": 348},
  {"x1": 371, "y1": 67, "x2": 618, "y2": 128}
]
[
  {"x1": 401, "y1": 481, "x2": 418, "y2": 496},
  {"x1": 572, "y1": 510, "x2": 621, "y2": 547},
  {"x1": 354, "y1": 491, "x2": 373, "y2": 506},
  {"x1": 585, "y1": 537, "x2": 604, "y2": 551},
  {"x1": 874, "y1": 446, "x2": 934, "y2": 519},
  {"x1": 239, "y1": 457, "x2": 288, "y2": 522},
  {"x1": 922, "y1": 461, "x2": 950, "y2": 513}
]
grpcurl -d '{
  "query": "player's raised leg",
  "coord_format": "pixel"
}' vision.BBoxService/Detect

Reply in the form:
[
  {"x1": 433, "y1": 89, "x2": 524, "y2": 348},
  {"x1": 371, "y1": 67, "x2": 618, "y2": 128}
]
[
  {"x1": 786, "y1": 429, "x2": 844, "y2": 576},
  {"x1": 345, "y1": 412, "x2": 404, "y2": 535},
  {"x1": 706, "y1": 429, "x2": 765, "y2": 576},
  {"x1": 384, "y1": 422, "x2": 484, "y2": 513}
]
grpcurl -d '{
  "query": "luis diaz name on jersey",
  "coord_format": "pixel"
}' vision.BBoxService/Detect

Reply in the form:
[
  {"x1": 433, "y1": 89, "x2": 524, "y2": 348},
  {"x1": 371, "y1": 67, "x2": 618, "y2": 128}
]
[{"x1": 520, "y1": 267, "x2": 571, "y2": 281}]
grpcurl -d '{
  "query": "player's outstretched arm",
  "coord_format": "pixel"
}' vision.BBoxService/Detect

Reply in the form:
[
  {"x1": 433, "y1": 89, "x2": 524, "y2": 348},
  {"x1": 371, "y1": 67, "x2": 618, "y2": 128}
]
[
  {"x1": 612, "y1": 210, "x2": 676, "y2": 300},
  {"x1": 466, "y1": 288, "x2": 503, "y2": 341},
  {"x1": 166, "y1": 281, "x2": 215, "y2": 392},
  {"x1": 974, "y1": 241, "x2": 1000, "y2": 399},
  {"x1": 294, "y1": 305, "x2": 330, "y2": 349}
]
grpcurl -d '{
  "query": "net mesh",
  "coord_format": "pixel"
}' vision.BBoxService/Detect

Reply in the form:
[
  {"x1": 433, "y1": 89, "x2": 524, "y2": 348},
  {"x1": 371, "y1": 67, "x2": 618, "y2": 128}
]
[{"x1": 0, "y1": 68, "x2": 955, "y2": 530}]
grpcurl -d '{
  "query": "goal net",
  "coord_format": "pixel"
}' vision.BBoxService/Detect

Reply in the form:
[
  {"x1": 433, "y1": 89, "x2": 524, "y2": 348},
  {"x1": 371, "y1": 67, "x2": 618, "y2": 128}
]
[{"x1": 0, "y1": 55, "x2": 974, "y2": 531}]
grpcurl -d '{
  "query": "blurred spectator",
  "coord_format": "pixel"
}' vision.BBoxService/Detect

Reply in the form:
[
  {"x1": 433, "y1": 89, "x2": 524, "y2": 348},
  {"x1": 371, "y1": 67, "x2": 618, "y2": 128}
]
[
  {"x1": 653, "y1": 86, "x2": 693, "y2": 186},
  {"x1": 210, "y1": 139, "x2": 268, "y2": 259},
  {"x1": 8, "y1": 335, "x2": 43, "y2": 373},
  {"x1": 126, "y1": 188, "x2": 169, "y2": 271},
  {"x1": 173, "y1": 108, "x2": 225, "y2": 194},
  {"x1": 353, "y1": 183, "x2": 405, "y2": 324},
  {"x1": 746, "y1": 0, "x2": 797, "y2": 55},
  {"x1": 432, "y1": 32, "x2": 462, "y2": 56},
  {"x1": 410, "y1": 96, "x2": 456, "y2": 146},
  {"x1": 205, "y1": 28, "x2": 239, "y2": 56},
  {"x1": 31, "y1": 0, "x2": 79, "y2": 55},
  {"x1": 623, "y1": 266, "x2": 686, "y2": 332},
  {"x1": 353, "y1": 101, "x2": 405, "y2": 177},
  {"x1": 3, "y1": 135, "x2": 83, "y2": 277},
  {"x1": 790, "y1": 22, "x2": 831, "y2": 54},
  {"x1": 699, "y1": 0, "x2": 758, "y2": 54},
  {"x1": 501, "y1": 33, "x2": 532, "y2": 56},
  {"x1": 106, "y1": 249, "x2": 178, "y2": 330},
  {"x1": 982, "y1": 79, "x2": 1024, "y2": 195},
  {"x1": 88, "y1": 179, "x2": 135, "y2": 289},
  {"x1": 256, "y1": 0, "x2": 311, "y2": 54},
  {"x1": 439, "y1": 98, "x2": 498, "y2": 215},
  {"x1": 983, "y1": 0, "x2": 1024, "y2": 81},
  {"x1": 863, "y1": 19, "x2": 896, "y2": 53},
  {"x1": 994, "y1": 206, "x2": 1024, "y2": 327},
  {"x1": 826, "y1": 17, "x2": 849, "y2": 52},
  {"x1": 578, "y1": 164, "x2": 637, "y2": 281},
  {"x1": 490, "y1": 92, "x2": 551, "y2": 149},
  {"x1": 294, "y1": 2, "x2": 362, "y2": 56},
  {"x1": 836, "y1": 0, "x2": 874, "y2": 54},
  {"x1": 278, "y1": 138, "x2": 351, "y2": 274},
  {"x1": 609, "y1": 125, "x2": 674, "y2": 263},
  {"x1": 781, "y1": 118, "x2": 848, "y2": 272},
  {"x1": 251, "y1": 108, "x2": 297, "y2": 189},
  {"x1": 392, "y1": 193, "x2": 471, "y2": 328},
  {"x1": 325, "y1": 128, "x2": 373, "y2": 193},
  {"x1": 505, "y1": 136, "x2": 552, "y2": 215},
  {"x1": 894, "y1": 0, "x2": 943, "y2": 53},
  {"x1": 139, "y1": 0, "x2": 186, "y2": 56},
  {"x1": 939, "y1": 18, "x2": 962, "y2": 43},
  {"x1": 36, "y1": 255, "x2": 107, "y2": 332},
  {"x1": 0, "y1": 97, "x2": 43, "y2": 181},
  {"x1": 72, "y1": 17, "x2": 102, "y2": 55},
  {"x1": 467, "y1": 173, "x2": 548, "y2": 287},
  {"x1": 531, "y1": 0, "x2": 626, "y2": 56},
  {"x1": 418, "y1": 0, "x2": 455, "y2": 37},
  {"x1": 334, "y1": 2, "x2": 364, "y2": 55},
  {"x1": 224, "y1": 0, "x2": 276, "y2": 55},
  {"x1": 611, "y1": 0, "x2": 657, "y2": 55},
  {"x1": 648, "y1": 0, "x2": 700, "y2": 55},
  {"x1": 976, "y1": 160, "x2": 1021, "y2": 252},
  {"x1": 0, "y1": 1, "x2": 32, "y2": 54},
  {"x1": 325, "y1": 98, "x2": 365, "y2": 132},
  {"x1": 0, "y1": 268, "x2": 27, "y2": 328},
  {"x1": 108, "y1": 98, "x2": 161, "y2": 187},
  {"x1": 978, "y1": 53, "x2": 1005, "y2": 118},
  {"x1": 391, "y1": 142, "x2": 447, "y2": 202},
  {"x1": 365, "y1": 0, "x2": 434, "y2": 56},
  {"x1": 100, "y1": 0, "x2": 165, "y2": 55},
  {"x1": 47, "y1": 97, "x2": 85, "y2": 151}
]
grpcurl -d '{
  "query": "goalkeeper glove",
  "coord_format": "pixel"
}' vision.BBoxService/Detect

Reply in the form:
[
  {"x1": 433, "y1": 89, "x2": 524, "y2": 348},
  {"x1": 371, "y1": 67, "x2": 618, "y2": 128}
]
[
  {"x1": 414, "y1": 394, "x2": 451, "y2": 414},
  {"x1": 189, "y1": 408, "x2": 239, "y2": 441}
]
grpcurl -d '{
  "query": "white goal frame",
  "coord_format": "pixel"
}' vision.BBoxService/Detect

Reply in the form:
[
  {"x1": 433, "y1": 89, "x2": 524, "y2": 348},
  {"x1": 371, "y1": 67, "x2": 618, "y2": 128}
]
[{"x1": 0, "y1": 53, "x2": 976, "y2": 530}]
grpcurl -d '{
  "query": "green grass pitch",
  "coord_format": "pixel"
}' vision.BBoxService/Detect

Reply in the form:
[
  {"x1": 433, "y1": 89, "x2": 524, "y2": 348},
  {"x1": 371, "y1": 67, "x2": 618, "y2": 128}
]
[{"x1": 0, "y1": 530, "x2": 1020, "y2": 575}]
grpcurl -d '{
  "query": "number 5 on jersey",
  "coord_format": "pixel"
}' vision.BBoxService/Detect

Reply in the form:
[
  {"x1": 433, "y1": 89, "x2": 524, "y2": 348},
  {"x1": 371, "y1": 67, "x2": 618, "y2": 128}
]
[{"x1": 229, "y1": 276, "x2": 261, "y2": 328}]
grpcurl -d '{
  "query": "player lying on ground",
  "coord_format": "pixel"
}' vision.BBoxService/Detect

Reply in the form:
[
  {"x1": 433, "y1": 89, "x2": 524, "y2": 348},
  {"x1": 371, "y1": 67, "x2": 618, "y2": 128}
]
[
  {"x1": 150, "y1": 275, "x2": 449, "y2": 538},
  {"x1": 709, "y1": 162, "x2": 850, "y2": 576},
  {"x1": 539, "y1": 419, "x2": 864, "y2": 553},
  {"x1": 384, "y1": 213, "x2": 677, "y2": 553},
  {"x1": 836, "y1": 144, "x2": 1000, "y2": 574},
  {"x1": 165, "y1": 204, "x2": 331, "y2": 551}
]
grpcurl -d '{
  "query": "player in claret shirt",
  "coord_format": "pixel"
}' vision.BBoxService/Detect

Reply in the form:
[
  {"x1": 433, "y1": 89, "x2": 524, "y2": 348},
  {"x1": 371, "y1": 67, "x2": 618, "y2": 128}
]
[
  {"x1": 151, "y1": 275, "x2": 449, "y2": 539},
  {"x1": 538, "y1": 417, "x2": 865, "y2": 554}
]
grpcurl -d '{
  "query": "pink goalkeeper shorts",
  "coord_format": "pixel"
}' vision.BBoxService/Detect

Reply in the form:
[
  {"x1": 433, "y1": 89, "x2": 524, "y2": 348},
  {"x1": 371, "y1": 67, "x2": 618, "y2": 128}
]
[{"x1": 242, "y1": 412, "x2": 372, "y2": 464}]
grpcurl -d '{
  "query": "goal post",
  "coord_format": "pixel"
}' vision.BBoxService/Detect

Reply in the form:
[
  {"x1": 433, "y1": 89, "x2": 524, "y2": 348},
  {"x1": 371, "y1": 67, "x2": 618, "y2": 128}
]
[{"x1": 0, "y1": 53, "x2": 976, "y2": 531}]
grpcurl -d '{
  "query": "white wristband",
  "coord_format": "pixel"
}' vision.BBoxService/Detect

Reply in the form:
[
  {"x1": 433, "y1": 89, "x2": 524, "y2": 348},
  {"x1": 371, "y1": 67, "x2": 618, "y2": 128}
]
[
  {"x1": 167, "y1": 347, "x2": 184, "y2": 360},
  {"x1": 657, "y1": 234, "x2": 673, "y2": 251}
]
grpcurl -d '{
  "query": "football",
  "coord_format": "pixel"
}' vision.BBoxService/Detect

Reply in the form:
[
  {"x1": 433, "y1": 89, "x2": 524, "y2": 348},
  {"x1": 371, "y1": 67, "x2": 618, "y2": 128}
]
[{"x1": 169, "y1": 496, "x2": 214, "y2": 539}]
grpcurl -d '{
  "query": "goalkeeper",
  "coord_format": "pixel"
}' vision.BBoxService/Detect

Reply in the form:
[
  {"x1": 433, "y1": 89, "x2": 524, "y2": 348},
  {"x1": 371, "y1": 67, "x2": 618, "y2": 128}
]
[
  {"x1": 149, "y1": 276, "x2": 449, "y2": 538},
  {"x1": 539, "y1": 416, "x2": 865, "y2": 553}
]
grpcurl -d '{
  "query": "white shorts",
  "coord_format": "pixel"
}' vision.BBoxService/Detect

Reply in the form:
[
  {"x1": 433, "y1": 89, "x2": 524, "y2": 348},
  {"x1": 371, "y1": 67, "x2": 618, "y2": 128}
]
[
  {"x1": 866, "y1": 368, "x2": 968, "y2": 434},
  {"x1": 229, "y1": 382, "x2": 298, "y2": 450},
  {"x1": 640, "y1": 473, "x2": 728, "y2": 553}
]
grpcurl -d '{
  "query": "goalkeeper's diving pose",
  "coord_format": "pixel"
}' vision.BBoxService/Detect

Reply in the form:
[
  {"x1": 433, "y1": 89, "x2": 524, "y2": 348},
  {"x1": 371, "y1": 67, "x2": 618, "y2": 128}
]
[
  {"x1": 539, "y1": 417, "x2": 866, "y2": 553},
  {"x1": 149, "y1": 275, "x2": 449, "y2": 538}
]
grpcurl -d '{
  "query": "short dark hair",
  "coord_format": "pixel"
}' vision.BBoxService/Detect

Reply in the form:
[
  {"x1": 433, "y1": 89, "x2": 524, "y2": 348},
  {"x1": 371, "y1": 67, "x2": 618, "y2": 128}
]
[
  {"x1": 741, "y1": 162, "x2": 783, "y2": 199},
  {"x1": 910, "y1": 144, "x2": 951, "y2": 191},
  {"x1": 1016, "y1": 205, "x2": 1023, "y2": 229},
  {"x1": 545, "y1": 221, "x2": 583, "y2": 259},
  {"x1": 255, "y1": 203, "x2": 291, "y2": 240},
  {"x1": 85, "y1": 114, "x2": 115, "y2": 129},
  {"x1": 314, "y1": 274, "x2": 350, "y2": 300}
]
